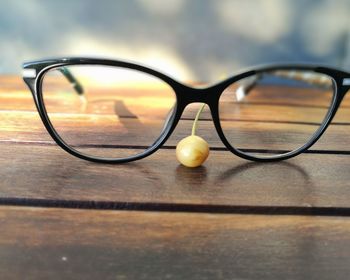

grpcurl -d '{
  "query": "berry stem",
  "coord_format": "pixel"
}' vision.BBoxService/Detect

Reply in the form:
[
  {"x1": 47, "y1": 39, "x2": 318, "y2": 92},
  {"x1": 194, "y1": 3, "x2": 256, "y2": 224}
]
[{"x1": 191, "y1": 103, "x2": 206, "y2": 136}]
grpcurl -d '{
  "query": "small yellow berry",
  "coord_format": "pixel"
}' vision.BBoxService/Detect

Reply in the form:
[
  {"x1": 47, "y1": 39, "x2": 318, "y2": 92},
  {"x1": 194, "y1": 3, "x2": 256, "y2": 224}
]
[{"x1": 176, "y1": 135, "x2": 209, "y2": 168}]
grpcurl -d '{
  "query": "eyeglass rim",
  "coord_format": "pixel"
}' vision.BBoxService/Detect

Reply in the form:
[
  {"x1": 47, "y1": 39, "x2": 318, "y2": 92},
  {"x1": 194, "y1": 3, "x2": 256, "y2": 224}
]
[
  {"x1": 22, "y1": 57, "x2": 350, "y2": 163},
  {"x1": 216, "y1": 70, "x2": 338, "y2": 161}
]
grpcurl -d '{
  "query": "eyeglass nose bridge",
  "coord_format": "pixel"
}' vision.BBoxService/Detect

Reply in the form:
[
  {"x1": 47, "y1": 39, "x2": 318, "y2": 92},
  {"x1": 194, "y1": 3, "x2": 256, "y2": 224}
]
[{"x1": 176, "y1": 84, "x2": 221, "y2": 108}]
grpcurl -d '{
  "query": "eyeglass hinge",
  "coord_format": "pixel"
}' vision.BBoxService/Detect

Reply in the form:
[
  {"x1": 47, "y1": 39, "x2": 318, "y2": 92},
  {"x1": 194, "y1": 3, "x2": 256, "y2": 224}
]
[
  {"x1": 343, "y1": 78, "x2": 350, "y2": 86},
  {"x1": 22, "y1": 69, "x2": 37, "y2": 78}
]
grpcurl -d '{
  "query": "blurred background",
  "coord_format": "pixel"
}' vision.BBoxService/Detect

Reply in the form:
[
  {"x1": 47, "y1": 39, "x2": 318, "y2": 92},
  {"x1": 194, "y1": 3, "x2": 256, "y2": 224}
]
[{"x1": 0, "y1": 0, "x2": 349, "y2": 83}]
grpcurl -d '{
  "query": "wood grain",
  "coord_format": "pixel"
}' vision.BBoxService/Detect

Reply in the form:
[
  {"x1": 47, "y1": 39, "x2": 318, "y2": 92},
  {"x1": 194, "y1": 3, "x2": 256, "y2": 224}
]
[
  {"x1": 2, "y1": 110, "x2": 350, "y2": 152},
  {"x1": 1, "y1": 142, "x2": 350, "y2": 210},
  {"x1": 2, "y1": 77, "x2": 350, "y2": 154},
  {"x1": 1, "y1": 206, "x2": 350, "y2": 280},
  {"x1": 1, "y1": 75, "x2": 350, "y2": 279},
  {"x1": 1, "y1": 76, "x2": 350, "y2": 210}
]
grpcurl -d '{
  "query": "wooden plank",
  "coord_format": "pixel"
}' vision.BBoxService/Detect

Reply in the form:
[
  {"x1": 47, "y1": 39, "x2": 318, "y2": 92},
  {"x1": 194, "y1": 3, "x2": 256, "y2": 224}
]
[
  {"x1": 0, "y1": 206, "x2": 350, "y2": 280},
  {"x1": 2, "y1": 70, "x2": 349, "y2": 280},
  {"x1": 3, "y1": 76, "x2": 350, "y2": 110},
  {"x1": 0, "y1": 90, "x2": 339, "y2": 120},
  {"x1": 2, "y1": 75, "x2": 350, "y2": 209},
  {"x1": 1, "y1": 142, "x2": 350, "y2": 209},
  {"x1": 3, "y1": 77, "x2": 350, "y2": 154},
  {"x1": 2, "y1": 110, "x2": 350, "y2": 152}
]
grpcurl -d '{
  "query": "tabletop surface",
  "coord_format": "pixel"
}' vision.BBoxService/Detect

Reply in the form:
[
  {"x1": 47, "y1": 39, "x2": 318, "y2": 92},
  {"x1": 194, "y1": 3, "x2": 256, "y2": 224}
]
[{"x1": 1, "y1": 75, "x2": 350, "y2": 279}]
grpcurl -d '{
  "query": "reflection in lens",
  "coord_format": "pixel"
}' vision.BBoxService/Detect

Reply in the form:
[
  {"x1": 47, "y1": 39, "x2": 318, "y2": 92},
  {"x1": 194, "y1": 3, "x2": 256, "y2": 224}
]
[
  {"x1": 42, "y1": 65, "x2": 177, "y2": 159},
  {"x1": 219, "y1": 70, "x2": 335, "y2": 158}
]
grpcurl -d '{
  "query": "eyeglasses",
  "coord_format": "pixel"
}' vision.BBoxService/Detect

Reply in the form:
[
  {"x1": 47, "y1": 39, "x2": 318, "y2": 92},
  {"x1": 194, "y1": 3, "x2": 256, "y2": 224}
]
[{"x1": 22, "y1": 58, "x2": 350, "y2": 163}]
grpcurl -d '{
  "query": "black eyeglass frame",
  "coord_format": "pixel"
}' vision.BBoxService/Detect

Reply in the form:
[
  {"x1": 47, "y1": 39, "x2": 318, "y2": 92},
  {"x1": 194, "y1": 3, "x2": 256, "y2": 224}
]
[{"x1": 23, "y1": 57, "x2": 350, "y2": 163}]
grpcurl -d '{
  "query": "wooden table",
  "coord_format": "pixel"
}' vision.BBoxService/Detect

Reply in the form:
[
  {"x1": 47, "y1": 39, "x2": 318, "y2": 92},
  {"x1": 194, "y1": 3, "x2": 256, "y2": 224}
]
[{"x1": 1, "y1": 75, "x2": 350, "y2": 279}]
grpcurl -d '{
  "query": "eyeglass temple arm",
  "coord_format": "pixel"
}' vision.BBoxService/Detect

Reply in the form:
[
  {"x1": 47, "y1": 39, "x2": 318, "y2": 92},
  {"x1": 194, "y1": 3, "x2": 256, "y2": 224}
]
[
  {"x1": 236, "y1": 71, "x2": 333, "y2": 101},
  {"x1": 58, "y1": 67, "x2": 84, "y2": 95}
]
